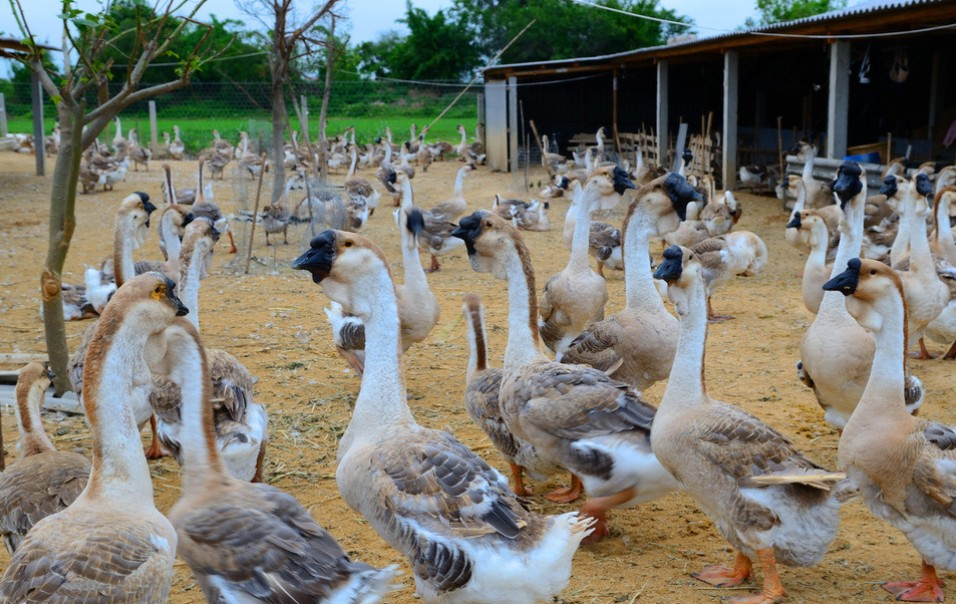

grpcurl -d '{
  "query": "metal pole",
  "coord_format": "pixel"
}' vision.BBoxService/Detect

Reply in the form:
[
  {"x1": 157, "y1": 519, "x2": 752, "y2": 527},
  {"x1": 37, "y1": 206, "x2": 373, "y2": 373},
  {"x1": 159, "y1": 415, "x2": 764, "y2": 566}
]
[
  {"x1": 31, "y1": 73, "x2": 45, "y2": 176},
  {"x1": 0, "y1": 93, "x2": 8, "y2": 138},
  {"x1": 148, "y1": 100, "x2": 159, "y2": 156}
]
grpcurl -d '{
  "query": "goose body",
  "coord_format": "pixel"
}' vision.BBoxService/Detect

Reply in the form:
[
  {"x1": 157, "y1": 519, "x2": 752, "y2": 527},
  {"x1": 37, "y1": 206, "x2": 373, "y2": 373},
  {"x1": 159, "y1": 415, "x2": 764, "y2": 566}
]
[
  {"x1": 0, "y1": 273, "x2": 185, "y2": 601},
  {"x1": 293, "y1": 230, "x2": 594, "y2": 603},
  {"x1": 652, "y1": 245, "x2": 845, "y2": 603},
  {"x1": 786, "y1": 210, "x2": 832, "y2": 314},
  {"x1": 428, "y1": 163, "x2": 474, "y2": 221},
  {"x1": 828, "y1": 257, "x2": 956, "y2": 602},
  {"x1": 0, "y1": 362, "x2": 91, "y2": 554},
  {"x1": 925, "y1": 187, "x2": 956, "y2": 357},
  {"x1": 690, "y1": 231, "x2": 768, "y2": 321}
]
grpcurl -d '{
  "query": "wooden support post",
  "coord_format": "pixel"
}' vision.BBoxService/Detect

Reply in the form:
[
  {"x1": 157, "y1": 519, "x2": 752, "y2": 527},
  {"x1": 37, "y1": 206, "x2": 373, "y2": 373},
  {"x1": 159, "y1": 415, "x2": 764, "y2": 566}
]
[
  {"x1": 508, "y1": 76, "x2": 519, "y2": 173},
  {"x1": 243, "y1": 153, "x2": 268, "y2": 275},
  {"x1": 656, "y1": 60, "x2": 669, "y2": 169},
  {"x1": 723, "y1": 50, "x2": 739, "y2": 189},
  {"x1": 612, "y1": 69, "x2": 621, "y2": 154},
  {"x1": 148, "y1": 100, "x2": 159, "y2": 156},
  {"x1": 0, "y1": 93, "x2": 7, "y2": 138},
  {"x1": 30, "y1": 73, "x2": 44, "y2": 176},
  {"x1": 777, "y1": 115, "x2": 784, "y2": 178},
  {"x1": 528, "y1": 119, "x2": 544, "y2": 157},
  {"x1": 826, "y1": 40, "x2": 850, "y2": 159}
]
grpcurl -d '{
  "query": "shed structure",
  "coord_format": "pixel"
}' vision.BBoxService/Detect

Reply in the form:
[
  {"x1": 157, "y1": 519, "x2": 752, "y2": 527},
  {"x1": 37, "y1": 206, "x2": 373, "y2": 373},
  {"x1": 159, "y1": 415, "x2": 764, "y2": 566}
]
[{"x1": 482, "y1": 0, "x2": 956, "y2": 188}]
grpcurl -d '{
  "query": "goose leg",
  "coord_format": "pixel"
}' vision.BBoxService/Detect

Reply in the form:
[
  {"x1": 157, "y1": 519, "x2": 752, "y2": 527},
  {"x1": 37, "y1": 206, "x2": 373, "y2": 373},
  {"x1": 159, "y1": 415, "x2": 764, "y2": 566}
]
[
  {"x1": 725, "y1": 548, "x2": 786, "y2": 604},
  {"x1": 707, "y1": 296, "x2": 734, "y2": 323},
  {"x1": 596, "y1": 262, "x2": 605, "y2": 278},
  {"x1": 427, "y1": 255, "x2": 441, "y2": 273},
  {"x1": 337, "y1": 346, "x2": 365, "y2": 377},
  {"x1": 910, "y1": 337, "x2": 937, "y2": 360},
  {"x1": 227, "y1": 230, "x2": 237, "y2": 254},
  {"x1": 543, "y1": 474, "x2": 582, "y2": 503},
  {"x1": 883, "y1": 560, "x2": 945, "y2": 602},
  {"x1": 693, "y1": 551, "x2": 753, "y2": 587},
  {"x1": 580, "y1": 486, "x2": 636, "y2": 544},
  {"x1": 251, "y1": 442, "x2": 267, "y2": 483},
  {"x1": 510, "y1": 463, "x2": 532, "y2": 497},
  {"x1": 145, "y1": 415, "x2": 168, "y2": 459},
  {"x1": 944, "y1": 340, "x2": 956, "y2": 360}
]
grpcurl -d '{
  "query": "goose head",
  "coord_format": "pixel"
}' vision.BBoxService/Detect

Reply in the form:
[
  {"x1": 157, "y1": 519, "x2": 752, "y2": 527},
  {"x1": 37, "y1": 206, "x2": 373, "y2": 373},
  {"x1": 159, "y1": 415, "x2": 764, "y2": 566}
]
[
  {"x1": 625, "y1": 173, "x2": 702, "y2": 236},
  {"x1": 790, "y1": 140, "x2": 816, "y2": 160},
  {"x1": 823, "y1": 257, "x2": 904, "y2": 334},
  {"x1": 653, "y1": 244, "x2": 703, "y2": 316},
  {"x1": 584, "y1": 165, "x2": 635, "y2": 211},
  {"x1": 833, "y1": 161, "x2": 865, "y2": 211},
  {"x1": 117, "y1": 192, "x2": 157, "y2": 247},
  {"x1": 451, "y1": 210, "x2": 523, "y2": 279},
  {"x1": 787, "y1": 209, "x2": 827, "y2": 247},
  {"x1": 16, "y1": 360, "x2": 54, "y2": 411},
  {"x1": 181, "y1": 217, "x2": 220, "y2": 280},
  {"x1": 292, "y1": 230, "x2": 392, "y2": 318},
  {"x1": 395, "y1": 207, "x2": 424, "y2": 251},
  {"x1": 681, "y1": 147, "x2": 693, "y2": 163},
  {"x1": 107, "y1": 272, "x2": 189, "y2": 328}
]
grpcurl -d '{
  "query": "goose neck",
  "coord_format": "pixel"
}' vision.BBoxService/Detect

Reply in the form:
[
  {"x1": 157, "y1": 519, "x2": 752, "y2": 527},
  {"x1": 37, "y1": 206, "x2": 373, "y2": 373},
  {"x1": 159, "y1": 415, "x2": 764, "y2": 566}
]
[
  {"x1": 935, "y1": 195, "x2": 956, "y2": 264},
  {"x1": 850, "y1": 291, "x2": 910, "y2": 426},
  {"x1": 113, "y1": 216, "x2": 139, "y2": 287},
  {"x1": 178, "y1": 240, "x2": 206, "y2": 332},
  {"x1": 503, "y1": 240, "x2": 545, "y2": 367},
  {"x1": 465, "y1": 307, "x2": 487, "y2": 382},
  {"x1": 807, "y1": 221, "x2": 829, "y2": 266},
  {"x1": 660, "y1": 275, "x2": 709, "y2": 412},
  {"x1": 454, "y1": 168, "x2": 467, "y2": 197},
  {"x1": 400, "y1": 178, "x2": 414, "y2": 209},
  {"x1": 15, "y1": 380, "x2": 55, "y2": 456},
  {"x1": 159, "y1": 212, "x2": 182, "y2": 262},
  {"x1": 345, "y1": 270, "x2": 415, "y2": 447},
  {"x1": 568, "y1": 185, "x2": 594, "y2": 271},
  {"x1": 347, "y1": 150, "x2": 357, "y2": 178},
  {"x1": 623, "y1": 210, "x2": 662, "y2": 311},
  {"x1": 400, "y1": 227, "x2": 428, "y2": 291},
  {"x1": 79, "y1": 315, "x2": 160, "y2": 505},
  {"x1": 166, "y1": 322, "x2": 226, "y2": 491},
  {"x1": 907, "y1": 196, "x2": 933, "y2": 266}
]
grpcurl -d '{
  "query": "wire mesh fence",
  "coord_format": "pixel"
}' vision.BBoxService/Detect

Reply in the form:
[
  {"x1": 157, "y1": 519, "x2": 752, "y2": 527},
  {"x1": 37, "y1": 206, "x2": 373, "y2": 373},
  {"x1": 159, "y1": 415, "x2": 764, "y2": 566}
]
[{"x1": 1, "y1": 79, "x2": 481, "y2": 154}]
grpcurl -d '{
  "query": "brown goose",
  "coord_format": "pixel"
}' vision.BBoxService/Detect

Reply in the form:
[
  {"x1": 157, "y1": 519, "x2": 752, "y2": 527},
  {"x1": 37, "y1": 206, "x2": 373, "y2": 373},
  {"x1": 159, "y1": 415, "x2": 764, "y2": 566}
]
[{"x1": 0, "y1": 361, "x2": 90, "y2": 554}]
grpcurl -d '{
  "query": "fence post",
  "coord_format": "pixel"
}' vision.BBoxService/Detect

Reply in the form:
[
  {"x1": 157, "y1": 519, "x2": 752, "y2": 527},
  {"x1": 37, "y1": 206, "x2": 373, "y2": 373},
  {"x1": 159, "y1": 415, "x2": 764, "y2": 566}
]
[
  {"x1": 300, "y1": 95, "x2": 308, "y2": 139},
  {"x1": 0, "y1": 93, "x2": 7, "y2": 138},
  {"x1": 148, "y1": 100, "x2": 159, "y2": 156},
  {"x1": 31, "y1": 73, "x2": 45, "y2": 176}
]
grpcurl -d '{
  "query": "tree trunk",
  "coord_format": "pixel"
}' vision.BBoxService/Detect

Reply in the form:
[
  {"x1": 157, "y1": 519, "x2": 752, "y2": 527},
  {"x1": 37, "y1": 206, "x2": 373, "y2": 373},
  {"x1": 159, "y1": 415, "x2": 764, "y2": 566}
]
[{"x1": 41, "y1": 101, "x2": 83, "y2": 395}]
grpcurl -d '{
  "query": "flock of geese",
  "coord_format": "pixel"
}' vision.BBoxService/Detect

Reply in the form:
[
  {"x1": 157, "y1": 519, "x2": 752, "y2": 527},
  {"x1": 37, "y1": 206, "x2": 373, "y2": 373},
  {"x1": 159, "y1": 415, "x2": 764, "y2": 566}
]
[{"x1": 3, "y1": 124, "x2": 956, "y2": 604}]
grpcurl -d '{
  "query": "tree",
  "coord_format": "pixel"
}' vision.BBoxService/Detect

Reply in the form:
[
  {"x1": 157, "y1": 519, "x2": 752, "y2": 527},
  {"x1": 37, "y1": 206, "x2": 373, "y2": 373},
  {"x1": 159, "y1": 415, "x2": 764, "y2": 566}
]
[
  {"x1": 745, "y1": 0, "x2": 846, "y2": 26},
  {"x1": 237, "y1": 0, "x2": 342, "y2": 203},
  {"x1": 451, "y1": 0, "x2": 693, "y2": 65},
  {"x1": 9, "y1": 0, "x2": 225, "y2": 394}
]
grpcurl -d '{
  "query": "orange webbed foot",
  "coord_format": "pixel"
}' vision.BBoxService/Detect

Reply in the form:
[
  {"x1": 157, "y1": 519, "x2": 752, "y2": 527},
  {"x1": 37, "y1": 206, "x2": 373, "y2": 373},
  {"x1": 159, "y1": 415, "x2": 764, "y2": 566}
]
[
  {"x1": 693, "y1": 552, "x2": 753, "y2": 588},
  {"x1": 882, "y1": 581, "x2": 944, "y2": 602},
  {"x1": 543, "y1": 474, "x2": 582, "y2": 503}
]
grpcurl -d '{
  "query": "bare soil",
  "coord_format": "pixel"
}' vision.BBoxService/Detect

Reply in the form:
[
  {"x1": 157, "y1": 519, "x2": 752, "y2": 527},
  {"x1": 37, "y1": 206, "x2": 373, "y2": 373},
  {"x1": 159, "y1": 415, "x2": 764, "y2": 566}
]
[{"x1": 1, "y1": 151, "x2": 954, "y2": 603}]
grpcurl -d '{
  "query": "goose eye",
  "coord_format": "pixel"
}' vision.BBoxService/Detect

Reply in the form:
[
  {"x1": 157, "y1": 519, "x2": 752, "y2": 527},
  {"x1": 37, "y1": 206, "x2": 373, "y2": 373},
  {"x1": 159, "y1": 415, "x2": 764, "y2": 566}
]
[
  {"x1": 154, "y1": 285, "x2": 164, "y2": 294},
  {"x1": 485, "y1": 221, "x2": 493, "y2": 228},
  {"x1": 344, "y1": 241, "x2": 353, "y2": 248},
  {"x1": 870, "y1": 269, "x2": 876, "y2": 275}
]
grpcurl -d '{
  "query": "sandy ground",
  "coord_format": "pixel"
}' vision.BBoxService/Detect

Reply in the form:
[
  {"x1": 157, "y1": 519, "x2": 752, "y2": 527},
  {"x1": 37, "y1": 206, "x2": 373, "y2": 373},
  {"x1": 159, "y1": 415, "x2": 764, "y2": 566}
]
[{"x1": 0, "y1": 150, "x2": 954, "y2": 603}]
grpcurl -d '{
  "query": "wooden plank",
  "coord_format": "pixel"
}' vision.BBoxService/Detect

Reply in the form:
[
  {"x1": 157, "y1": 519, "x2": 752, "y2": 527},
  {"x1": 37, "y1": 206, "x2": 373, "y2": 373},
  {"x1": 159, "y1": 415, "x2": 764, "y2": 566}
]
[
  {"x1": 0, "y1": 353, "x2": 46, "y2": 366},
  {"x1": 0, "y1": 385, "x2": 83, "y2": 415}
]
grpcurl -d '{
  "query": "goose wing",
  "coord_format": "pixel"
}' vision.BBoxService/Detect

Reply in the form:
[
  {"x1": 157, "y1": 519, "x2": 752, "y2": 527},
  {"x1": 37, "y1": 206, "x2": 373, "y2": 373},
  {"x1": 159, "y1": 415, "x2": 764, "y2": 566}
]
[
  {"x1": 177, "y1": 484, "x2": 378, "y2": 602},
  {"x1": 207, "y1": 349, "x2": 255, "y2": 422},
  {"x1": 911, "y1": 422, "x2": 956, "y2": 516},
  {"x1": 561, "y1": 319, "x2": 624, "y2": 374},
  {"x1": 370, "y1": 429, "x2": 530, "y2": 592},
  {"x1": 465, "y1": 369, "x2": 516, "y2": 459}
]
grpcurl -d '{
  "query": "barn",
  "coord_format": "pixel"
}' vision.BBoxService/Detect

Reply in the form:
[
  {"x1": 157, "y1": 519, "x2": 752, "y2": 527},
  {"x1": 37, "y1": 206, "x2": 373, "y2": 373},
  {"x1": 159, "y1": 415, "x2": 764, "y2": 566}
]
[{"x1": 481, "y1": 0, "x2": 956, "y2": 187}]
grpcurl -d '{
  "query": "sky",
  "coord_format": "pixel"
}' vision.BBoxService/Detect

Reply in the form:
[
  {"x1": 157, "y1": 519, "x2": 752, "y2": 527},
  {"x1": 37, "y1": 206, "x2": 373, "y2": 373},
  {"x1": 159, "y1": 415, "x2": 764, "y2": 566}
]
[{"x1": 3, "y1": 0, "x2": 759, "y2": 73}]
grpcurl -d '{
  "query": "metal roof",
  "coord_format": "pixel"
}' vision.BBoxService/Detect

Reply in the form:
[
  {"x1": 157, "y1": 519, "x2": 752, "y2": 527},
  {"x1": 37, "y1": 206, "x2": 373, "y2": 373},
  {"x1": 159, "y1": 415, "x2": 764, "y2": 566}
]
[{"x1": 484, "y1": 0, "x2": 954, "y2": 76}]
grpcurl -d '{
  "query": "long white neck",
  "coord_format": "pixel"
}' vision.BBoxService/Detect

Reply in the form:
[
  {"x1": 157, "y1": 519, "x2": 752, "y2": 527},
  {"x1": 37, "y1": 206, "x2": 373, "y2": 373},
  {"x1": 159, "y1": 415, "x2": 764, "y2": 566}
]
[
  {"x1": 806, "y1": 220, "x2": 829, "y2": 269},
  {"x1": 792, "y1": 182, "x2": 806, "y2": 214},
  {"x1": 173, "y1": 127, "x2": 181, "y2": 142},
  {"x1": 623, "y1": 208, "x2": 665, "y2": 311},
  {"x1": 568, "y1": 183, "x2": 594, "y2": 272},
  {"x1": 563, "y1": 181, "x2": 584, "y2": 242},
  {"x1": 159, "y1": 211, "x2": 182, "y2": 263},
  {"x1": 453, "y1": 167, "x2": 467, "y2": 197},
  {"x1": 660, "y1": 273, "x2": 709, "y2": 413},
  {"x1": 383, "y1": 143, "x2": 393, "y2": 166},
  {"x1": 342, "y1": 270, "x2": 415, "y2": 451},
  {"x1": 347, "y1": 149, "x2": 357, "y2": 178},
  {"x1": 15, "y1": 380, "x2": 55, "y2": 456},
  {"x1": 79, "y1": 316, "x2": 158, "y2": 505},
  {"x1": 935, "y1": 194, "x2": 956, "y2": 264},
  {"x1": 399, "y1": 177, "x2": 413, "y2": 209},
  {"x1": 168, "y1": 323, "x2": 226, "y2": 491},
  {"x1": 400, "y1": 222, "x2": 428, "y2": 293},
  {"x1": 115, "y1": 118, "x2": 123, "y2": 139},
  {"x1": 502, "y1": 241, "x2": 547, "y2": 368},
  {"x1": 907, "y1": 195, "x2": 934, "y2": 268},
  {"x1": 819, "y1": 192, "x2": 865, "y2": 314},
  {"x1": 890, "y1": 197, "x2": 912, "y2": 266},
  {"x1": 459, "y1": 128, "x2": 468, "y2": 148},
  {"x1": 178, "y1": 240, "x2": 207, "y2": 332},
  {"x1": 851, "y1": 293, "x2": 908, "y2": 425},
  {"x1": 114, "y1": 216, "x2": 140, "y2": 287},
  {"x1": 801, "y1": 148, "x2": 815, "y2": 183}
]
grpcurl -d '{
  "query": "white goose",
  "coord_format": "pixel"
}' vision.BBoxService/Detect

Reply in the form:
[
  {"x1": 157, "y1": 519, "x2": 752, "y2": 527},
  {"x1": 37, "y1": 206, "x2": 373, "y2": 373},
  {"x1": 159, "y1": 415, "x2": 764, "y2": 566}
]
[
  {"x1": 0, "y1": 273, "x2": 183, "y2": 600},
  {"x1": 293, "y1": 230, "x2": 594, "y2": 604}
]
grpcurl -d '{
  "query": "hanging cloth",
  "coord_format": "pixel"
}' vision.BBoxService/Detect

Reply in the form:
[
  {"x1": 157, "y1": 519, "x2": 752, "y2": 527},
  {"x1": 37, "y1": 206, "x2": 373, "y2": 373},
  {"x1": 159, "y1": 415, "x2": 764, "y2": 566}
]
[
  {"x1": 889, "y1": 49, "x2": 910, "y2": 83},
  {"x1": 859, "y1": 45, "x2": 871, "y2": 84}
]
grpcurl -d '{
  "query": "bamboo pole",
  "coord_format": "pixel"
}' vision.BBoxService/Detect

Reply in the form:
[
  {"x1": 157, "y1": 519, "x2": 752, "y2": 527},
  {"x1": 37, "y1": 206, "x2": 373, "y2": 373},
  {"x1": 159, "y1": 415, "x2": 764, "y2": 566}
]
[{"x1": 243, "y1": 152, "x2": 268, "y2": 275}]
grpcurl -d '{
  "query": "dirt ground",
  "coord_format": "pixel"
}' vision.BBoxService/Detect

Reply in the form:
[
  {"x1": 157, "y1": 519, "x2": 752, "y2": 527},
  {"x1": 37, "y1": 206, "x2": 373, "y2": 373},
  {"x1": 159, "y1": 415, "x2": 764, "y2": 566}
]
[{"x1": 1, "y1": 150, "x2": 954, "y2": 603}]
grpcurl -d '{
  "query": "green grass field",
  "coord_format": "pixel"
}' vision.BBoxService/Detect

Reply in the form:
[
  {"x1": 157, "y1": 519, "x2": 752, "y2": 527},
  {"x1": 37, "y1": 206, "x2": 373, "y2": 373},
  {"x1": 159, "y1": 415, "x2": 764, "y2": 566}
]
[{"x1": 6, "y1": 114, "x2": 477, "y2": 154}]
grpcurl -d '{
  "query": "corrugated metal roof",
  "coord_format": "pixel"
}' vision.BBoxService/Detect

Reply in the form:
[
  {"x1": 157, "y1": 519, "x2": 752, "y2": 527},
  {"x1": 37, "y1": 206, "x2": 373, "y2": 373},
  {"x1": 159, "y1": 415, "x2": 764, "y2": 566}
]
[{"x1": 485, "y1": 0, "x2": 951, "y2": 75}]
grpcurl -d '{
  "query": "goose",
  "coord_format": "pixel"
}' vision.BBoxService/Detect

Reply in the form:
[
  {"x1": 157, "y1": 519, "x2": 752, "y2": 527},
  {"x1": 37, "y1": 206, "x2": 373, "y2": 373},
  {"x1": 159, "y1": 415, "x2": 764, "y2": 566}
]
[
  {"x1": 395, "y1": 171, "x2": 464, "y2": 273},
  {"x1": 168, "y1": 125, "x2": 185, "y2": 160},
  {"x1": 262, "y1": 202, "x2": 291, "y2": 246},
  {"x1": 509, "y1": 199, "x2": 551, "y2": 232},
  {"x1": 825, "y1": 257, "x2": 956, "y2": 602},
  {"x1": 559, "y1": 176, "x2": 631, "y2": 275},
  {"x1": 689, "y1": 230, "x2": 768, "y2": 322},
  {"x1": 677, "y1": 147, "x2": 693, "y2": 177},
  {"x1": 538, "y1": 167, "x2": 629, "y2": 357},
  {"x1": 786, "y1": 210, "x2": 832, "y2": 314},
  {"x1": 0, "y1": 273, "x2": 184, "y2": 601},
  {"x1": 237, "y1": 131, "x2": 266, "y2": 179},
  {"x1": 791, "y1": 141, "x2": 834, "y2": 209},
  {"x1": 540, "y1": 134, "x2": 568, "y2": 174},
  {"x1": 798, "y1": 161, "x2": 923, "y2": 430},
  {"x1": 211, "y1": 128, "x2": 234, "y2": 158},
  {"x1": 652, "y1": 245, "x2": 847, "y2": 604},
  {"x1": 161, "y1": 317, "x2": 397, "y2": 603},
  {"x1": 416, "y1": 133, "x2": 434, "y2": 171},
  {"x1": 561, "y1": 173, "x2": 688, "y2": 391},
  {"x1": 0, "y1": 361, "x2": 90, "y2": 554},
  {"x1": 127, "y1": 128, "x2": 151, "y2": 172},
  {"x1": 292, "y1": 229, "x2": 594, "y2": 603},
  {"x1": 895, "y1": 175, "x2": 950, "y2": 359},
  {"x1": 925, "y1": 187, "x2": 956, "y2": 358},
  {"x1": 428, "y1": 163, "x2": 475, "y2": 221},
  {"x1": 101, "y1": 156, "x2": 130, "y2": 191},
  {"x1": 205, "y1": 149, "x2": 232, "y2": 180},
  {"x1": 43, "y1": 124, "x2": 60, "y2": 156},
  {"x1": 151, "y1": 217, "x2": 269, "y2": 482},
  {"x1": 192, "y1": 163, "x2": 238, "y2": 254},
  {"x1": 375, "y1": 138, "x2": 400, "y2": 206},
  {"x1": 783, "y1": 174, "x2": 842, "y2": 258},
  {"x1": 323, "y1": 206, "x2": 440, "y2": 376},
  {"x1": 345, "y1": 145, "x2": 381, "y2": 216},
  {"x1": 451, "y1": 207, "x2": 688, "y2": 542},
  {"x1": 699, "y1": 178, "x2": 740, "y2": 236},
  {"x1": 111, "y1": 115, "x2": 128, "y2": 155}
]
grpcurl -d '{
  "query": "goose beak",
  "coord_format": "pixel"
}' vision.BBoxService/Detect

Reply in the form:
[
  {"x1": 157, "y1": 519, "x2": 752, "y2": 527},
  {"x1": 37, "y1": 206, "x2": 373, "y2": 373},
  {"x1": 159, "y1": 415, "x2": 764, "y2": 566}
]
[
  {"x1": 786, "y1": 213, "x2": 801, "y2": 229},
  {"x1": 916, "y1": 173, "x2": 933, "y2": 197},
  {"x1": 879, "y1": 176, "x2": 897, "y2": 197},
  {"x1": 451, "y1": 211, "x2": 484, "y2": 256},
  {"x1": 822, "y1": 258, "x2": 862, "y2": 296},
  {"x1": 663, "y1": 173, "x2": 702, "y2": 220},
  {"x1": 612, "y1": 167, "x2": 636, "y2": 195},
  {"x1": 164, "y1": 277, "x2": 189, "y2": 316},
  {"x1": 292, "y1": 230, "x2": 337, "y2": 284},
  {"x1": 653, "y1": 245, "x2": 684, "y2": 283}
]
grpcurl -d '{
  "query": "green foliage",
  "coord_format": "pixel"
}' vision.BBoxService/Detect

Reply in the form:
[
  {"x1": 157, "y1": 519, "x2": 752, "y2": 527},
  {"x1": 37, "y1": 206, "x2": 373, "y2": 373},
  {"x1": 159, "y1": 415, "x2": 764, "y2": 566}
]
[
  {"x1": 451, "y1": 0, "x2": 693, "y2": 65},
  {"x1": 746, "y1": 0, "x2": 847, "y2": 26},
  {"x1": 183, "y1": 16, "x2": 270, "y2": 82}
]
